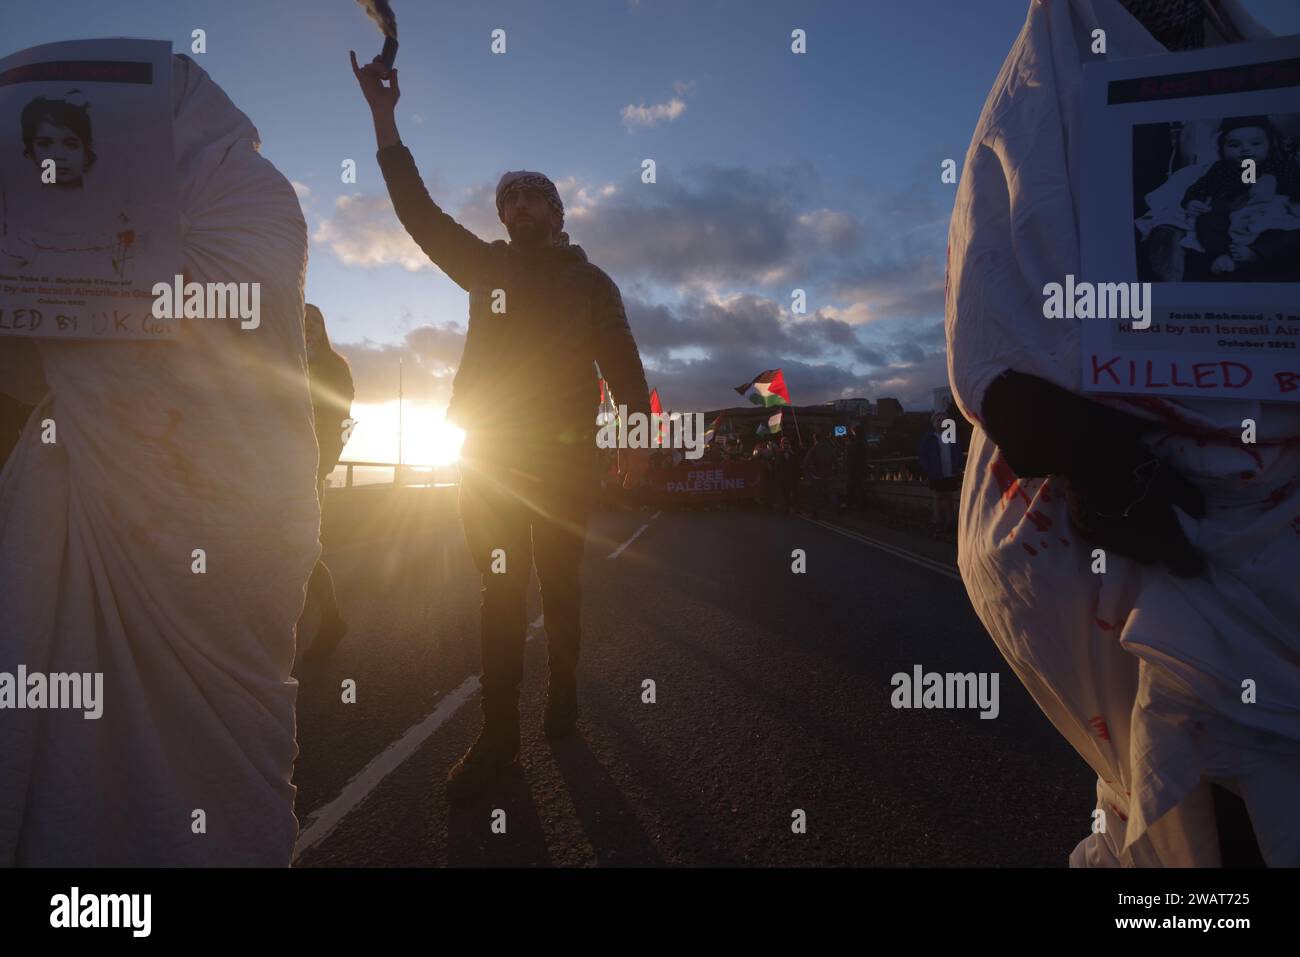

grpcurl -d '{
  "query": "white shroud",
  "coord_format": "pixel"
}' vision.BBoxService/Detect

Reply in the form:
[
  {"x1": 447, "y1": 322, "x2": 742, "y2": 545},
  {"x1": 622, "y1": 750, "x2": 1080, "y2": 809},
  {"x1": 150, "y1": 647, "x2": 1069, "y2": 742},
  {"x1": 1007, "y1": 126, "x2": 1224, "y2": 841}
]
[
  {"x1": 0, "y1": 54, "x2": 320, "y2": 865},
  {"x1": 946, "y1": 0, "x2": 1300, "y2": 866}
]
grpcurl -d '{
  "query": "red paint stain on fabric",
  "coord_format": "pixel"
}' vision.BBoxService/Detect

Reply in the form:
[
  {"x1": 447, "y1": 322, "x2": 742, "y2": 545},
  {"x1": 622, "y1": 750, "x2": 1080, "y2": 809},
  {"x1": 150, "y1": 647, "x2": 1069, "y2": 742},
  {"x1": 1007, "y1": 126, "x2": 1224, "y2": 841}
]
[
  {"x1": 1058, "y1": 536, "x2": 1070, "y2": 547},
  {"x1": 990, "y1": 452, "x2": 1018, "y2": 502},
  {"x1": 1089, "y1": 715, "x2": 1112, "y2": 741},
  {"x1": 1027, "y1": 509, "x2": 1052, "y2": 532},
  {"x1": 1108, "y1": 803, "x2": 1128, "y2": 822},
  {"x1": 1022, "y1": 543, "x2": 1038, "y2": 556},
  {"x1": 1119, "y1": 396, "x2": 1300, "y2": 451},
  {"x1": 1265, "y1": 478, "x2": 1298, "y2": 508}
]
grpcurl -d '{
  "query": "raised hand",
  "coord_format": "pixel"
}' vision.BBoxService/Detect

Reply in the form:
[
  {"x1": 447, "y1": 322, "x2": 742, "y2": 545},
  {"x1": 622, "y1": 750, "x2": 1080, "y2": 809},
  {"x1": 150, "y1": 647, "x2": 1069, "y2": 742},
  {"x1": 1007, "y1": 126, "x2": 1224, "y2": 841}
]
[{"x1": 350, "y1": 50, "x2": 400, "y2": 113}]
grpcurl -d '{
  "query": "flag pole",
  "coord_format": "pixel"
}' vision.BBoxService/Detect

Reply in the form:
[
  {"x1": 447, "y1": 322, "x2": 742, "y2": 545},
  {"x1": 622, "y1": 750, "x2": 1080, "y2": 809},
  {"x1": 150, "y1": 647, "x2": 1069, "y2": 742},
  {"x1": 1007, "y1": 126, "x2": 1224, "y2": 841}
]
[{"x1": 789, "y1": 404, "x2": 804, "y2": 445}]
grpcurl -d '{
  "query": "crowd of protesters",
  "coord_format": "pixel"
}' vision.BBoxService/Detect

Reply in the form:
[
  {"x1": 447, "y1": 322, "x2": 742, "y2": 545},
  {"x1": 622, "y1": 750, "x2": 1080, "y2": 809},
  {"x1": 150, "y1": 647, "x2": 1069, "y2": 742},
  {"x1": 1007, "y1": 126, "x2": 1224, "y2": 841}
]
[{"x1": 594, "y1": 422, "x2": 965, "y2": 535}]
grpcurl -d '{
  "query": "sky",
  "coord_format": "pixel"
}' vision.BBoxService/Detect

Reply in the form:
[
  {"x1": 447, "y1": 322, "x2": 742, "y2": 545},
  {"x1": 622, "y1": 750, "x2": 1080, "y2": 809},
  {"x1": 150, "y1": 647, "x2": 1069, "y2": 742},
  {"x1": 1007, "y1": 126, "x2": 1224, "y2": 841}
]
[{"x1": 5, "y1": 0, "x2": 1300, "y2": 463}]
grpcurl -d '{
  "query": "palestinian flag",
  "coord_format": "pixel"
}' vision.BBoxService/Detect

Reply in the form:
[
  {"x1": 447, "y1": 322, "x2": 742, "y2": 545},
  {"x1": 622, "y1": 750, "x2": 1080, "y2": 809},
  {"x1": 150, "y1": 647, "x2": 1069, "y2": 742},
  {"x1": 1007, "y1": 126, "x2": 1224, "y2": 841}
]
[
  {"x1": 703, "y1": 411, "x2": 726, "y2": 446},
  {"x1": 735, "y1": 369, "x2": 790, "y2": 407},
  {"x1": 756, "y1": 409, "x2": 783, "y2": 435}
]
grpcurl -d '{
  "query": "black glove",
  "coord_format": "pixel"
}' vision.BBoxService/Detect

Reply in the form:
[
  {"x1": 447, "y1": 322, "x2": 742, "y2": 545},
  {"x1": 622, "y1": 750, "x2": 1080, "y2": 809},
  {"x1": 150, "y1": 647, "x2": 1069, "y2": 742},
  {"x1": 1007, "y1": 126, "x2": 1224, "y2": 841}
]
[{"x1": 981, "y1": 370, "x2": 1206, "y2": 578}]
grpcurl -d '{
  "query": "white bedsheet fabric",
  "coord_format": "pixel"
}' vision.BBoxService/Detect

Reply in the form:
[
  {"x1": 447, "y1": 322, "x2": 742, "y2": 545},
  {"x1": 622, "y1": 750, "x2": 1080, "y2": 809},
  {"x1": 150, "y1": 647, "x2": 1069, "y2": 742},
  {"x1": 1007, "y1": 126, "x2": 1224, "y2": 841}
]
[
  {"x1": 0, "y1": 53, "x2": 319, "y2": 865},
  {"x1": 946, "y1": 0, "x2": 1300, "y2": 866}
]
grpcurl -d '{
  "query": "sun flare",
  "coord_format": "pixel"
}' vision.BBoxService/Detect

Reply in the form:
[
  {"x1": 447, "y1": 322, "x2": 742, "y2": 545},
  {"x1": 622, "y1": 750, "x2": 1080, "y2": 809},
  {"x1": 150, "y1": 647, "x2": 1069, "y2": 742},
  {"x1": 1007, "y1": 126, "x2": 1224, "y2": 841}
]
[{"x1": 343, "y1": 400, "x2": 465, "y2": 466}]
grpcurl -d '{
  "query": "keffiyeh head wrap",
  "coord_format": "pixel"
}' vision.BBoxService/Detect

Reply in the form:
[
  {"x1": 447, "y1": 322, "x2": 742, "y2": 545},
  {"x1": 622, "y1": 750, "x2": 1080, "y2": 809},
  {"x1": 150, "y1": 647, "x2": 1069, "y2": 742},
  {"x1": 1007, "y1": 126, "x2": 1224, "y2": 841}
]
[
  {"x1": 1119, "y1": 0, "x2": 1206, "y2": 50},
  {"x1": 495, "y1": 170, "x2": 569, "y2": 244}
]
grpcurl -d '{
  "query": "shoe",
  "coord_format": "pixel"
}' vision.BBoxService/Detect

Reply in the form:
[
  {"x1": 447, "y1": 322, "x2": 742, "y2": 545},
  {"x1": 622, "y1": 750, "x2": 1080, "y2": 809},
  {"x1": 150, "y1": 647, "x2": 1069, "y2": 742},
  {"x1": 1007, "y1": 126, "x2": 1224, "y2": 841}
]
[
  {"x1": 446, "y1": 714, "x2": 520, "y2": 805},
  {"x1": 543, "y1": 682, "x2": 579, "y2": 739}
]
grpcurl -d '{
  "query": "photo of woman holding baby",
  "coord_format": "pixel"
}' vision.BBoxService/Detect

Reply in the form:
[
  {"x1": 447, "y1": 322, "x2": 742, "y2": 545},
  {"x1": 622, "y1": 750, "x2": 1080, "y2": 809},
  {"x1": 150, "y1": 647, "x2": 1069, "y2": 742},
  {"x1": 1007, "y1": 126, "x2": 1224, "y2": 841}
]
[{"x1": 1134, "y1": 114, "x2": 1300, "y2": 283}]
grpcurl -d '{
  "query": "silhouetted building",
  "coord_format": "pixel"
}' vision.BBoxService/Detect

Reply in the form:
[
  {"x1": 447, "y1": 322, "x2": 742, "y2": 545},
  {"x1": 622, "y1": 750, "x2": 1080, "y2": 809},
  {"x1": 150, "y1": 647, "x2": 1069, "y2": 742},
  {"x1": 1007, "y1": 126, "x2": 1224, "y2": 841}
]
[{"x1": 874, "y1": 398, "x2": 904, "y2": 423}]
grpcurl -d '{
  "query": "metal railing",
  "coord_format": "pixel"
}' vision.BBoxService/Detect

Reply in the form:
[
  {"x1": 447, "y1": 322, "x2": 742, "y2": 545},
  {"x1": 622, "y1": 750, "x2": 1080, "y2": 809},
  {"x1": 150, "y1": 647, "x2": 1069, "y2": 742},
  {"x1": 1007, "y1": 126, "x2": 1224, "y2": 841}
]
[{"x1": 329, "y1": 460, "x2": 456, "y2": 489}]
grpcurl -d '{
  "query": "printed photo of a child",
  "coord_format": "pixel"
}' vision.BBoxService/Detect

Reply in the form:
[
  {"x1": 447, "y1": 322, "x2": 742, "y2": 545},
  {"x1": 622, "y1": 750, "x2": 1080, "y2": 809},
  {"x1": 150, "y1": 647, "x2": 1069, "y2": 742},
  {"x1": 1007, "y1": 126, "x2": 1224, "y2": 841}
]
[
  {"x1": 1133, "y1": 114, "x2": 1300, "y2": 283},
  {"x1": 1, "y1": 91, "x2": 135, "y2": 279}
]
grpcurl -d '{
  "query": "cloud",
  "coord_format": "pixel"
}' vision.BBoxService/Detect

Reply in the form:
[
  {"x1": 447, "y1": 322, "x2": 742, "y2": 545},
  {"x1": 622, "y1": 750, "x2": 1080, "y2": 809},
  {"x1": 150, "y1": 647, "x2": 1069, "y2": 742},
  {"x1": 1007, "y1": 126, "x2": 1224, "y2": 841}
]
[
  {"x1": 335, "y1": 321, "x2": 467, "y2": 405},
  {"x1": 499, "y1": 160, "x2": 944, "y2": 326},
  {"x1": 622, "y1": 291, "x2": 949, "y2": 411},
  {"x1": 311, "y1": 162, "x2": 945, "y2": 333},
  {"x1": 331, "y1": 291, "x2": 949, "y2": 413},
  {"x1": 627, "y1": 292, "x2": 856, "y2": 358},
  {"x1": 621, "y1": 96, "x2": 687, "y2": 132},
  {"x1": 314, "y1": 160, "x2": 953, "y2": 411},
  {"x1": 314, "y1": 194, "x2": 431, "y2": 271},
  {"x1": 290, "y1": 181, "x2": 312, "y2": 200}
]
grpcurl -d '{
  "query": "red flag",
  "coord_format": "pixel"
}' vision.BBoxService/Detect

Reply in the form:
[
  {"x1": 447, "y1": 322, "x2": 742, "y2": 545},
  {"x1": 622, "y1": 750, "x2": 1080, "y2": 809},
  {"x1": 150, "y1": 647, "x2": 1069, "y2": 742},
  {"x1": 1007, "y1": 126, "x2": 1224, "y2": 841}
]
[{"x1": 648, "y1": 388, "x2": 667, "y2": 448}]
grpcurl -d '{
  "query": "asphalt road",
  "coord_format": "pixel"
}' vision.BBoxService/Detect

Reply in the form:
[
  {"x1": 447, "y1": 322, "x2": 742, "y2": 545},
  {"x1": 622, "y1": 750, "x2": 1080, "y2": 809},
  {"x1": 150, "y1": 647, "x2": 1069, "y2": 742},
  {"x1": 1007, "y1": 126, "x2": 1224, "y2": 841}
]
[{"x1": 290, "y1": 488, "x2": 1093, "y2": 867}]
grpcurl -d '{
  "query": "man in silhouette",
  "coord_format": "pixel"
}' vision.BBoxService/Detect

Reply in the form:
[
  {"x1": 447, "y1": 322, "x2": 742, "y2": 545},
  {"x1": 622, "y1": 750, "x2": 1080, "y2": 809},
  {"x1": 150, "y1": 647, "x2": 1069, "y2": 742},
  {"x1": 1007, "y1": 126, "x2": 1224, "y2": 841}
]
[{"x1": 352, "y1": 54, "x2": 652, "y2": 803}]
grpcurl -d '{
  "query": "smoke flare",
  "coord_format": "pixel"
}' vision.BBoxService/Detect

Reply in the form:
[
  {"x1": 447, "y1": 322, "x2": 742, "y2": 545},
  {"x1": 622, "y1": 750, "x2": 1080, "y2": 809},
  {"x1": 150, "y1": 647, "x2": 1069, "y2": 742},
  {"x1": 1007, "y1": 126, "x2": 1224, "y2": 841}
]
[{"x1": 356, "y1": 0, "x2": 397, "y2": 39}]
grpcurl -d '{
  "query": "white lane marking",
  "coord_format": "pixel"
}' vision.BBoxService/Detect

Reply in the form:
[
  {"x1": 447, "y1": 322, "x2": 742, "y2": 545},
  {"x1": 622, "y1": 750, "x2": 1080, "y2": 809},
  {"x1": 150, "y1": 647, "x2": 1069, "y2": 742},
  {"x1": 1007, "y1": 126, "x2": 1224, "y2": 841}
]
[
  {"x1": 606, "y1": 510, "x2": 661, "y2": 560},
  {"x1": 292, "y1": 617, "x2": 545, "y2": 862},
  {"x1": 805, "y1": 517, "x2": 963, "y2": 582}
]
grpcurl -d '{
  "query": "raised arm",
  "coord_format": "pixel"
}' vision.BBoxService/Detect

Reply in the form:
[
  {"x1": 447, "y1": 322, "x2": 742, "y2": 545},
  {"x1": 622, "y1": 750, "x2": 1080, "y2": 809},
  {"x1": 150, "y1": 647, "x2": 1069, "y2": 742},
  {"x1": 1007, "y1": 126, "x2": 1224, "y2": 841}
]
[
  {"x1": 589, "y1": 270, "x2": 653, "y2": 489},
  {"x1": 590, "y1": 270, "x2": 650, "y2": 418},
  {"x1": 351, "y1": 51, "x2": 490, "y2": 291}
]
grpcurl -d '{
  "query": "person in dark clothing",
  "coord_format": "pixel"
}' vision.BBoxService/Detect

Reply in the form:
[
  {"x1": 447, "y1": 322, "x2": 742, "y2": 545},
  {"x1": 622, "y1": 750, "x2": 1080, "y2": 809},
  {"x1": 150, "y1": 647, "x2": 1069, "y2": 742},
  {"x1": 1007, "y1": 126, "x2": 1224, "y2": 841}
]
[
  {"x1": 352, "y1": 54, "x2": 652, "y2": 804},
  {"x1": 842, "y1": 426, "x2": 868, "y2": 512},
  {"x1": 779, "y1": 437, "x2": 802, "y2": 514},
  {"x1": 918, "y1": 412, "x2": 965, "y2": 535},
  {"x1": 802, "y1": 431, "x2": 835, "y2": 521},
  {"x1": 300, "y1": 303, "x2": 354, "y2": 662}
]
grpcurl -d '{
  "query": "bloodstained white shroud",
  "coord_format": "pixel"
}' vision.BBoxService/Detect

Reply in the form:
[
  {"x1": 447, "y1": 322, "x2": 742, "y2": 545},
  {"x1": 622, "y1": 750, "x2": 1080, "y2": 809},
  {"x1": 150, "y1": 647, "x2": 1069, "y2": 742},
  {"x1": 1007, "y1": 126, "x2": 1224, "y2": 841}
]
[
  {"x1": 946, "y1": 0, "x2": 1300, "y2": 866},
  {"x1": 0, "y1": 51, "x2": 319, "y2": 865}
]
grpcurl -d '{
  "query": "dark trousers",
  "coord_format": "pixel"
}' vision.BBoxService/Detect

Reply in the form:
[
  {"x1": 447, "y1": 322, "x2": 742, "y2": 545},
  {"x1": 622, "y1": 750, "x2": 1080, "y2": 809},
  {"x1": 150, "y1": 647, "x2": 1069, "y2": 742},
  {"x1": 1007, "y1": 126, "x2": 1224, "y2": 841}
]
[
  {"x1": 845, "y1": 469, "x2": 866, "y2": 510},
  {"x1": 458, "y1": 444, "x2": 591, "y2": 721},
  {"x1": 306, "y1": 559, "x2": 340, "y2": 622}
]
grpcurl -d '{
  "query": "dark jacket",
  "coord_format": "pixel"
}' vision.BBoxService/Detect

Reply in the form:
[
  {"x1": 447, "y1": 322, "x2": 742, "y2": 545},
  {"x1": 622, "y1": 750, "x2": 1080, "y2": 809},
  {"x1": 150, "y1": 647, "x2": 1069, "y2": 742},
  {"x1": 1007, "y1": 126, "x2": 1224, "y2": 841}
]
[
  {"x1": 309, "y1": 348, "x2": 354, "y2": 480},
  {"x1": 918, "y1": 431, "x2": 965, "y2": 482},
  {"x1": 846, "y1": 437, "x2": 868, "y2": 474},
  {"x1": 802, "y1": 439, "x2": 835, "y2": 478},
  {"x1": 377, "y1": 145, "x2": 650, "y2": 452}
]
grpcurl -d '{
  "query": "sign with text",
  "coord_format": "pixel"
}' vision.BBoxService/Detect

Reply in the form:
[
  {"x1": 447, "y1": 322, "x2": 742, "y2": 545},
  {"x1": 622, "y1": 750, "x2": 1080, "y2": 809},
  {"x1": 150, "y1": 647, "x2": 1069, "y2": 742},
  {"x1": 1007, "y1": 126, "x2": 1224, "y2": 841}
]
[
  {"x1": 641, "y1": 460, "x2": 765, "y2": 504},
  {"x1": 0, "y1": 39, "x2": 180, "y2": 340},
  {"x1": 1080, "y1": 36, "x2": 1300, "y2": 401}
]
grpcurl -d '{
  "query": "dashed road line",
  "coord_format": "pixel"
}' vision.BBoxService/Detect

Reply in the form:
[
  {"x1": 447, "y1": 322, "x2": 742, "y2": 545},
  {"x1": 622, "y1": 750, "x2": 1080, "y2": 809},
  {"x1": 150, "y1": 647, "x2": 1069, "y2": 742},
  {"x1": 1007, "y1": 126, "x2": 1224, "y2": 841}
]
[
  {"x1": 606, "y1": 510, "x2": 661, "y2": 560},
  {"x1": 292, "y1": 614, "x2": 546, "y2": 862},
  {"x1": 805, "y1": 517, "x2": 962, "y2": 582}
]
